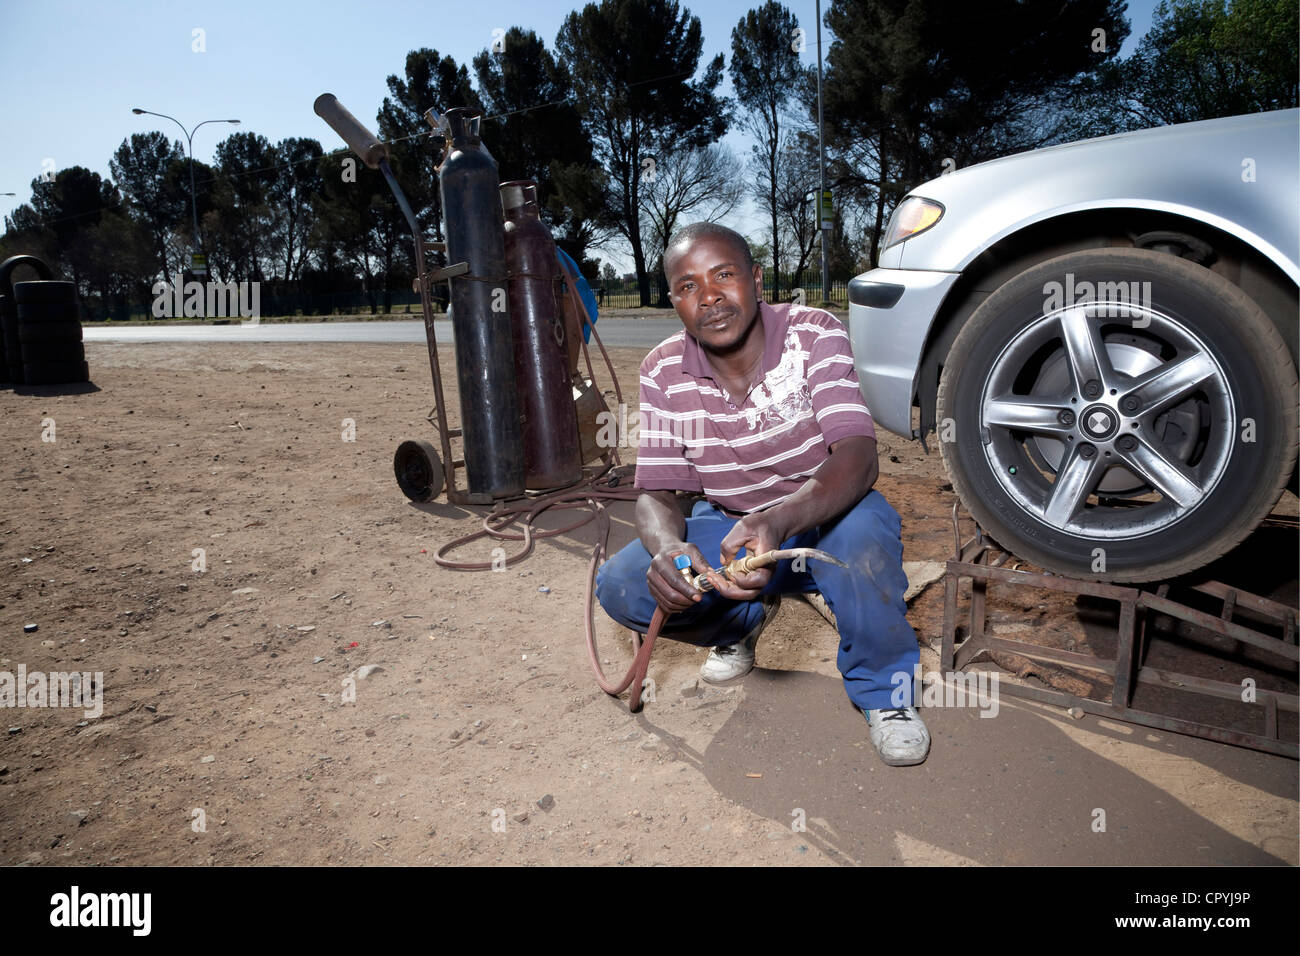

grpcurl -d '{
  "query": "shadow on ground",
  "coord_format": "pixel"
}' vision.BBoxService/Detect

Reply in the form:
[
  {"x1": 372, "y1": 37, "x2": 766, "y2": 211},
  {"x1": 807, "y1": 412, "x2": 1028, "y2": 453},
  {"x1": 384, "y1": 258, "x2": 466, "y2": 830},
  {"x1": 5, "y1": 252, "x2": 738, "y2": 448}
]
[{"x1": 638, "y1": 668, "x2": 1294, "y2": 866}]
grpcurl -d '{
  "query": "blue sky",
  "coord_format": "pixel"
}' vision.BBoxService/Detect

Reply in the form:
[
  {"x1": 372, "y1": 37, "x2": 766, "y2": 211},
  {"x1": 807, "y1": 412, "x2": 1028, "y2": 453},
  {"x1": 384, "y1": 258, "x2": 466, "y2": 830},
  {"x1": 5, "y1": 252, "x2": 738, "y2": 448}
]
[{"x1": 0, "y1": 0, "x2": 1160, "y2": 269}]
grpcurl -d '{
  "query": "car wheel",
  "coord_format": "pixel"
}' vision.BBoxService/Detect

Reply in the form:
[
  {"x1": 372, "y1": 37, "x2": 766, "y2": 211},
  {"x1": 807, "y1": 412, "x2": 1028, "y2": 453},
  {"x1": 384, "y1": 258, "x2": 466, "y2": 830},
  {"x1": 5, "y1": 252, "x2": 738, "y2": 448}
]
[{"x1": 937, "y1": 248, "x2": 1298, "y2": 582}]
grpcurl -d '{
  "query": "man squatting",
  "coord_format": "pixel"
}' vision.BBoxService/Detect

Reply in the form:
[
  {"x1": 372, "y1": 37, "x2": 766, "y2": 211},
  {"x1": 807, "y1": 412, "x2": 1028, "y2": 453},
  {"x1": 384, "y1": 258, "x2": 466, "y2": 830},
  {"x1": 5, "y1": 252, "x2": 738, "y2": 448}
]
[{"x1": 595, "y1": 222, "x2": 930, "y2": 766}]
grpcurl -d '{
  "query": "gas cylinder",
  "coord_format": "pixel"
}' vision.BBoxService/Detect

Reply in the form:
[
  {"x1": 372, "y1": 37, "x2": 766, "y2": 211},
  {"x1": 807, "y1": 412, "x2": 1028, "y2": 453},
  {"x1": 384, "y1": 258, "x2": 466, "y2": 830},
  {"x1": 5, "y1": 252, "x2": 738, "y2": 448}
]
[
  {"x1": 500, "y1": 181, "x2": 583, "y2": 489},
  {"x1": 438, "y1": 108, "x2": 524, "y2": 498}
]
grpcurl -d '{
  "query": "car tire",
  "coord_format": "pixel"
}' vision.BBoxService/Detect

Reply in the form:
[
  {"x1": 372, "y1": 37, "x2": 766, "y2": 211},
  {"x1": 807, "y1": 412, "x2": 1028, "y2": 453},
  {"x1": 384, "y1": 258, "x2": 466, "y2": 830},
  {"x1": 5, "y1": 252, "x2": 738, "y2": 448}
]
[
  {"x1": 13, "y1": 281, "x2": 77, "y2": 305},
  {"x1": 937, "y1": 247, "x2": 1298, "y2": 583},
  {"x1": 16, "y1": 302, "x2": 81, "y2": 322},
  {"x1": 21, "y1": 345, "x2": 86, "y2": 369}
]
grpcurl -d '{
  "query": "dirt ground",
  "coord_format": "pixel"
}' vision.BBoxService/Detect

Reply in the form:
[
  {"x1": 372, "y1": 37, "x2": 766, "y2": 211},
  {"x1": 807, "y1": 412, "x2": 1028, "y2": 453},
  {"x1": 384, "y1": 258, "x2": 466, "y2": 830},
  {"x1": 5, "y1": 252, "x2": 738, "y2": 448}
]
[{"x1": 1, "y1": 335, "x2": 1296, "y2": 866}]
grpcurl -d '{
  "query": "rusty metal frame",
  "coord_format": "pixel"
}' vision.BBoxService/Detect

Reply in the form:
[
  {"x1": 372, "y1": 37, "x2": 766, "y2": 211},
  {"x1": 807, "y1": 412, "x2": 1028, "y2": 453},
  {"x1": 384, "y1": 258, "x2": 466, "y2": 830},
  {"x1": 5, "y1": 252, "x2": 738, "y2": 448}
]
[
  {"x1": 385, "y1": 152, "x2": 619, "y2": 507},
  {"x1": 414, "y1": 254, "x2": 494, "y2": 507},
  {"x1": 410, "y1": 235, "x2": 615, "y2": 506},
  {"x1": 941, "y1": 503, "x2": 1299, "y2": 758},
  {"x1": 378, "y1": 154, "x2": 494, "y2": 508}
]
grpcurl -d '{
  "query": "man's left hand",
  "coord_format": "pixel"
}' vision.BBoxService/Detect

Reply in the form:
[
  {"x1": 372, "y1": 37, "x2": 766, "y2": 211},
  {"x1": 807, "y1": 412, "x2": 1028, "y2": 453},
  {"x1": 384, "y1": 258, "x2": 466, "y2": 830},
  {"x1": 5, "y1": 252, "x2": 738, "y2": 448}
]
[{"x1": 717, "y1": 511, "x2": 787, "y2": 598}]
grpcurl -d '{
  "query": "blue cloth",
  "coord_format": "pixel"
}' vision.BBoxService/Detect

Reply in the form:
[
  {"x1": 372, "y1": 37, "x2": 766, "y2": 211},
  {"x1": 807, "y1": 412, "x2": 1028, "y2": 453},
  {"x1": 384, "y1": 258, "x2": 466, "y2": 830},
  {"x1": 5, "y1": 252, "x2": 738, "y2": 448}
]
[
  {"x1": 595, "y1": 490, "x2": 920, "y2": 709},
  {"x1": 556, "y1": 248, "x2": 598, "y2": 344}
]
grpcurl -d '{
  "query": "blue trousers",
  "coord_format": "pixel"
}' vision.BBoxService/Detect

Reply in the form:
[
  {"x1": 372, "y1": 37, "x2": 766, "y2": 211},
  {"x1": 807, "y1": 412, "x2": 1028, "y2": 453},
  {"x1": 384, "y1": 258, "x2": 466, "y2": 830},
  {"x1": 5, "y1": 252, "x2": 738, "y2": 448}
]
[{"x1": 595, "y1": 490, "x2": 919, "y2": 710}]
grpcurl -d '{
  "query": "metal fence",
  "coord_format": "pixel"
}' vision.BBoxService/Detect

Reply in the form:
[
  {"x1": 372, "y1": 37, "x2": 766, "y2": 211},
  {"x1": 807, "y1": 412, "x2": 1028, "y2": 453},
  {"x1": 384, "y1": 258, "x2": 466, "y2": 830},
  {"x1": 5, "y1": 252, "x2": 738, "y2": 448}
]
[
  {"x1": 79, "y1": 278, "x2": 854, "y2": 321},
  {"x1": 590, "y1": 278, "x2": 852, "y2": 311},
  {"x1": 81, "y1": 290, "x2": 436, "y2": 323}
]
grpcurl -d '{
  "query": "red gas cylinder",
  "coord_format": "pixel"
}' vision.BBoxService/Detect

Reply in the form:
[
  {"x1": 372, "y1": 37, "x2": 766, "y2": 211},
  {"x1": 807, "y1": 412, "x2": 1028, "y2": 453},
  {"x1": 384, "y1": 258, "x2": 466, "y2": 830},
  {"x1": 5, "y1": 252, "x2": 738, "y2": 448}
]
[{"x1": 500, "y1": 180, "x2": 583, "y2": 489}]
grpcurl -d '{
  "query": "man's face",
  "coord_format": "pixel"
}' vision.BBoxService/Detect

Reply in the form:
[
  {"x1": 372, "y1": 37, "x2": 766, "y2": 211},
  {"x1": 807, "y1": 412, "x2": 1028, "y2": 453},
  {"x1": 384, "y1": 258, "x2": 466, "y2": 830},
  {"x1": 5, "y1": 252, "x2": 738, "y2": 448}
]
[{"x1": 665, "y1": 236, "x2": 764, "y2": 353}]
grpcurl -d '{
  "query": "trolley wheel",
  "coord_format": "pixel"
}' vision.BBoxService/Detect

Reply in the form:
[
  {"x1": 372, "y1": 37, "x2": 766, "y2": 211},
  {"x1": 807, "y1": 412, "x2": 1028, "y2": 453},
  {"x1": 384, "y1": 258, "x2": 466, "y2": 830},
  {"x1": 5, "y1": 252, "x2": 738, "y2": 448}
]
[{"x1": 394, "y1": 439, "x2": 445, "y2": 502}]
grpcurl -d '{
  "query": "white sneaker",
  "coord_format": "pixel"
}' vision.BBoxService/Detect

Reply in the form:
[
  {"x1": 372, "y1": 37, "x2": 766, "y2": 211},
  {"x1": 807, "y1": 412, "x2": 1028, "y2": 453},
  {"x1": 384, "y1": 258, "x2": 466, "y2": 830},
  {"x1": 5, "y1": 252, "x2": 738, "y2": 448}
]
[
  {"x1": 862, "y1": 706, "x2": 931, "y2": 766},
  {"x1": 700, "y1": 595, "x2": 781, "y2": 684}
]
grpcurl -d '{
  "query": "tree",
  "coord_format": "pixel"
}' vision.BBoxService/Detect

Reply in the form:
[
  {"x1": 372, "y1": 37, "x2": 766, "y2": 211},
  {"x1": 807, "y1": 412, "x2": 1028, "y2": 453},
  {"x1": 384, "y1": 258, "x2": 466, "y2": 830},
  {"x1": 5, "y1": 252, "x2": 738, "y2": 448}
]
[
  {"x1": 772, "y1": 131, "x2": 824, "y2": 293},
  {"x1": 377, "y1": 48, "x2": 482, "y2": 309},
  {"x1": 1125, "y1": 0, "x2": 1298, "y2": 126},
  {"x1": 822, "y1": 0, "x2": 1129, "y2": 261},
  {"x1": 306, "y1": 151, "x2": 367, "y2": 312},
  {"x1": 109, "y1": 132, "x2": 188, "y2": 281},
  {"x1": 472, "y1": 27, "x2": 610, "y2": 265},
  {"x1": 546, "y1": 160, "x2": 612, "y2": 276},
  {"x1": 72, "y1": 211, "x2": 155, "y2": 315},
  {"x1": 472, "y1": 27, "x2": 574, "y2": 194},
  {"x1": 311, "y1": 152, "x2": 400, "y2": 313},
  {"x1": 556, "y1": 0, "x2": 730, "y2": 306},
  {"x1": 212, "y1": 132, "x2": 278, "y2": 281},
  {"x1": 268, "y1": 137, "x2": 324, "y2": 288},
  {"x1": 640, "y1": 145, "x2": 744, "y2": 305},
  {"x1": 0, "y1": 205, "x2": 60, "y2": 274},
  {"x1": 27, "y1": 166, "x2": 124, "y2": 294},
  {"x1": 730, "y1": 1, "x2": 803, "y2": 303},
  {"x1": 184, "y1": 159, "x2": 223, "y2": 278},
  {"x1": 378, "y1": 48, "x2": 480, "y2": 235}
]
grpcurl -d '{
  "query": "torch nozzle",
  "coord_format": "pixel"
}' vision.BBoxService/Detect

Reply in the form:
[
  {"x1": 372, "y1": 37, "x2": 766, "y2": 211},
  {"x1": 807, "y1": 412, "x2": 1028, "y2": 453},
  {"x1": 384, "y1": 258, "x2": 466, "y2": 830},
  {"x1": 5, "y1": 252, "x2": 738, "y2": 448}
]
[{"x1": 689, "y1": 547, "x2": 847, "y2": 592}]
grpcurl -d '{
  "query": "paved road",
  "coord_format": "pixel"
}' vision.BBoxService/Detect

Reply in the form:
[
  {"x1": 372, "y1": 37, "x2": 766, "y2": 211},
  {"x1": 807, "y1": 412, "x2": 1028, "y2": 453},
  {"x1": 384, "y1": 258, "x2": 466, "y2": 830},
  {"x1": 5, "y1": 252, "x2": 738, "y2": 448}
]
[{"x1": 83, "y1": 318, "x2": 684, "y2": 349}]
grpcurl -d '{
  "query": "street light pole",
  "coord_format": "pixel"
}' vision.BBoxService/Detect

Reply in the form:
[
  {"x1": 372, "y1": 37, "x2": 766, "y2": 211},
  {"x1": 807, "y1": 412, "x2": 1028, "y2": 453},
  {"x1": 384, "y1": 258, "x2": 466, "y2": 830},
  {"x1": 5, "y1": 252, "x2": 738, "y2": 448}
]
[
  {"x1": 803, "y1": 190, "x2": 816, "y2": 292},
  {"x1": 131, "y1": 109, "x2": 240, "y2": 265},
  {"x1": 815, "y1": 0, "x2": 832, "y2": 307}
]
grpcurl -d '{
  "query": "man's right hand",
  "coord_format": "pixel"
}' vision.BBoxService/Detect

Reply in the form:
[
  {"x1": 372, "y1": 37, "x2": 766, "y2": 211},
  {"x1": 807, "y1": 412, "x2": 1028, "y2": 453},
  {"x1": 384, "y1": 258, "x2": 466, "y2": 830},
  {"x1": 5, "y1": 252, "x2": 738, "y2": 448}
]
[{"x1": 647, "y1": 542, "x2": 710, "y2": 612}]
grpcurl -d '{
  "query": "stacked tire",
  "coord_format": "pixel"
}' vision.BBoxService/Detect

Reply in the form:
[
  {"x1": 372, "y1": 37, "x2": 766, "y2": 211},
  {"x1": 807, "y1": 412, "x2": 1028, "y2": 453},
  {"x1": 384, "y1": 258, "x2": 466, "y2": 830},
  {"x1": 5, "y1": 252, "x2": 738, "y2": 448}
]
[
  {"x1": 0, "y1": 290, "x2": 13, "y2": 385},
  {"x1": 14, "y1": 281, "x2": 88, "y2": 385}
]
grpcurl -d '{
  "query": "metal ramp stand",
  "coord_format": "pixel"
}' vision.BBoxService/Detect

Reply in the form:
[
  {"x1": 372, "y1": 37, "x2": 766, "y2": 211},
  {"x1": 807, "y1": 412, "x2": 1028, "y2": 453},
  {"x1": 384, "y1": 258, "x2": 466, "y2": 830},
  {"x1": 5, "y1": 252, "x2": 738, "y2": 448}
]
[{"x1": 940, "y1": 504, "x2": 1299, "y2": 758}]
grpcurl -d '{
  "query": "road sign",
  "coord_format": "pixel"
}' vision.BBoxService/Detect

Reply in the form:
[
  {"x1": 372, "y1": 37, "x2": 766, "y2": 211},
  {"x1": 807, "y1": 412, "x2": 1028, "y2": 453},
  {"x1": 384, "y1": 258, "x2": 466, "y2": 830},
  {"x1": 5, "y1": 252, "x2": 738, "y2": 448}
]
[
  {"x1": 819, "y1": 189, "x2": 833, "y2": 229},
  {"x1": 191, "y1": 253, "x2": 208, "y2": 276}
]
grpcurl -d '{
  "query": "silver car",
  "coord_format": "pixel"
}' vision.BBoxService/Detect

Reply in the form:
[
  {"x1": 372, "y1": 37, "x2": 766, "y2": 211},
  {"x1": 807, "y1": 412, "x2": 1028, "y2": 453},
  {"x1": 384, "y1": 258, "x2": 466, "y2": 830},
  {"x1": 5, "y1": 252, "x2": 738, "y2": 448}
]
[{"x1": 848, "y1": 109, "x2": 1299, "y2": 582}]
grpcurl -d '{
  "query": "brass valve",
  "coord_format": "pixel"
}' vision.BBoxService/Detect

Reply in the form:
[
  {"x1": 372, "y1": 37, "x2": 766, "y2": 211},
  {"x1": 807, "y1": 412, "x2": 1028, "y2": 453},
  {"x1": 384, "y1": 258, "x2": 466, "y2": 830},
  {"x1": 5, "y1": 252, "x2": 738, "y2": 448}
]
[{"x1": 676, "y1": 547, "x2": 847, "y2": 593}]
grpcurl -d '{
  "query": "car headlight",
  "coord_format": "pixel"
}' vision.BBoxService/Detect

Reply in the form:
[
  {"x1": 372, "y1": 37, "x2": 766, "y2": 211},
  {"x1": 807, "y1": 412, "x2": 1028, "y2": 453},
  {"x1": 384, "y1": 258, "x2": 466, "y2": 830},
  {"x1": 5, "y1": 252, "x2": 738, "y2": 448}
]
[{"x1": 882, "y1": 196, "x2": 944, "y2": 249}]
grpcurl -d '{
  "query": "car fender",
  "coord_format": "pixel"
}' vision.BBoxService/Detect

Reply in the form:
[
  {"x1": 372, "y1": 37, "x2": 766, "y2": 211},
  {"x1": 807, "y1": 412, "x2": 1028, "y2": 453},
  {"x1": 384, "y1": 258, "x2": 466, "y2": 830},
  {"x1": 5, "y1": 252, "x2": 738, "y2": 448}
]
[
  {"x1": 898, "y1": 110, "x2": 1299, "y2": 282},
  {"x1": 903, "y1": 197, "x2": 1300, "y2": 285}
]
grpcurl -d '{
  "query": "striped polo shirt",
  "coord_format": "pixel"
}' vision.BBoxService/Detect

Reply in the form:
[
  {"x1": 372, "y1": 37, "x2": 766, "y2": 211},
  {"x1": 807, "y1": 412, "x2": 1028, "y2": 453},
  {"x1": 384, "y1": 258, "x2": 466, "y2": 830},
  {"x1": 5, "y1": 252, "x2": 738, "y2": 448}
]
[{"x1": 634, "y1": 301, "x2": 876, "y2": 514}]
